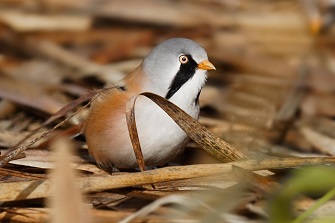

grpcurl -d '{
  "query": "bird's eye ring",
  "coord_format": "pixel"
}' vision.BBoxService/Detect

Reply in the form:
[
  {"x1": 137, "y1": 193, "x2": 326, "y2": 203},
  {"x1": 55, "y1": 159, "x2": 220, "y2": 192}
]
[{"x1": 179, "y1": 55, "x2": 188, "y2": 64}]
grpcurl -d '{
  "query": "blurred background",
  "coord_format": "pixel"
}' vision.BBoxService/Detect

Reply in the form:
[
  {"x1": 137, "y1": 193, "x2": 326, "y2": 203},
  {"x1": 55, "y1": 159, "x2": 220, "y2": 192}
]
[
  {"x1": 1, "y1": 0, "x2": 335, "y2": 222},
  {"x1": 2, "y1": 0, "x2": 335, "y2": 156}
]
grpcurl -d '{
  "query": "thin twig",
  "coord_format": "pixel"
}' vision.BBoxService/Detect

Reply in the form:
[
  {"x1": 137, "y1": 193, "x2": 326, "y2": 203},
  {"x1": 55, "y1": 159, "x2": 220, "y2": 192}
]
[{"x1": 0, "y1": 90, "x2": 100, "y2": 167}]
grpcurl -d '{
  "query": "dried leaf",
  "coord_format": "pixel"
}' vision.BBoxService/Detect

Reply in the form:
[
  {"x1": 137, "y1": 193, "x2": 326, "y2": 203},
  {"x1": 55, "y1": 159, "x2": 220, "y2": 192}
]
[
  {"x1": 48, "y1": 139, "x2": 91, "y2": 223},
  {"x1": 136, "y1": 92, "x2": 246, "y2": 162},
  {"x1": 125, "y1": 95, "x2": 146, "y2": 172},
  {"x1": 0, "y1": 10, "x2": 91, "y2": 32},
  {"x1": 0, "y1": 100, "x2": 16, "y2": 119},
  {"x1": 0, "y1": 76, "x2": 65, "y2": 114},
  {"x1": 300, "y1": 126, "x2": 335, "y2": 155}
]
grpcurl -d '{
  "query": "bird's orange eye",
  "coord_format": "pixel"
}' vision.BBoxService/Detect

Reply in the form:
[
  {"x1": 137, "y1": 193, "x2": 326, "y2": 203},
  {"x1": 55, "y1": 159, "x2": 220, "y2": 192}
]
[{"x1": 179, "y1": 55, "x2": 188, "y2": 64}]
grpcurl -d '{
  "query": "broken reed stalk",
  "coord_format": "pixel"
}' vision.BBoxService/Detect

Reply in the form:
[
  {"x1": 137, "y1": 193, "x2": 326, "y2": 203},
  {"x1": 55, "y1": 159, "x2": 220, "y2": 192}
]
[
  {"x1": 126, "y1": 95, "x2": 147, "y2": 172},
  {"x1": 125, "y1": 92, "x2": 246, "y2": 171},
  {"x1": 138, "y1": 92, "x2": 247, "y2": 162},
  {"x1": 0, "y1": 157, "x2": 334, "y2": 202}
]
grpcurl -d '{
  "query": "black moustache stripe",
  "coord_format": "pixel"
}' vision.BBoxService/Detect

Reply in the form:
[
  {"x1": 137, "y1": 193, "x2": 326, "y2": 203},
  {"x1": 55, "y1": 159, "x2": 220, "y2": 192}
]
[{"x1": 165, "y1": 55, "x2": 198, "y2": 100}]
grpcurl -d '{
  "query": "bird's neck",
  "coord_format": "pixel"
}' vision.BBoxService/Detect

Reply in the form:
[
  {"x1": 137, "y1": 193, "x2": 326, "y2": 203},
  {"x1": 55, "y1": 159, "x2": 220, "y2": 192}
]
[{"x1": 126, "y1": 65, "x2": 206, "y2": 111}]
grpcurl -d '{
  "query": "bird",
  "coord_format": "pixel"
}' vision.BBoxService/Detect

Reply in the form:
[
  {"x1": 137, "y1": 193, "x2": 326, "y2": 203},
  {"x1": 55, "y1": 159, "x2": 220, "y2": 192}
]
[{"x1": 83, "y1": 37, "x2": 215, "y2": 172}]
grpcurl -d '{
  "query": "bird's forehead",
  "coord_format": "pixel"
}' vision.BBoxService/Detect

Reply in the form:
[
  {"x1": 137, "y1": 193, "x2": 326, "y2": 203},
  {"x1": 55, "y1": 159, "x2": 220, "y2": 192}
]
[
  {"x1": 143, "y1": 38, "x2": 209, "y2": 74},
  {"x1": 171, "y1": 42, "x2": 207, "y2": 61},
  {"x1": 157, "y1": 38, "x2": 208, "y2": 62},
  {"x1": 180, "y1": 47, "x2": 208, "y2": 62}
]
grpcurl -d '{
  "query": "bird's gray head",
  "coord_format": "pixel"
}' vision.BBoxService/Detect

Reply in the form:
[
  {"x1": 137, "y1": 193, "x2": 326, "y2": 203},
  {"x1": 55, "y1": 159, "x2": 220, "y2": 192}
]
[{"x1": 142, "y1": 38, "x2": 215, "y2": 100}]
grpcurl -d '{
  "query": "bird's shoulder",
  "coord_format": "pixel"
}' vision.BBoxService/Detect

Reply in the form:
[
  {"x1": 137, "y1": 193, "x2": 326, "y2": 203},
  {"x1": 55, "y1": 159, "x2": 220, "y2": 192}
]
[{"x1": 90, "y1": 65, "x2": 145, "y2": 112}]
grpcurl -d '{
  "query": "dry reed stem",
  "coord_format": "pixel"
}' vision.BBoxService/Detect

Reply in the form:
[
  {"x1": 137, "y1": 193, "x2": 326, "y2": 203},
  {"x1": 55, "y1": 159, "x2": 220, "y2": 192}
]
[
  {"x1": 0, "y1": 157, "x2": 333, "y2": 202},
  {"x1": 48, "y1": 139, "x2": 91, "y2": 223},
  {"x1": 124, "y1": 92, "x2": 246, "y2": 172},
  {"x1": 125, "y1": 95, "x2": 147, "y2": 172},
  {"x1": 0, "y1": 90, "x2": 98, "y2": 167},
  {"x1": 139, "y1": 92, "x2": 247, "y2": 162}
]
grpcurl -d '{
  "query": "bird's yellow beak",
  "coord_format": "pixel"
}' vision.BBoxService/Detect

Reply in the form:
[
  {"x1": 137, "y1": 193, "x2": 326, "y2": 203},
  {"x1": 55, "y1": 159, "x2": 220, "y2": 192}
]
[{"x1": 197, "y1": 60, "x2": 216, "y2": 71}]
